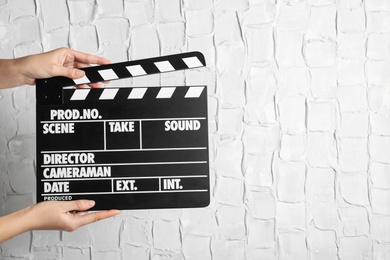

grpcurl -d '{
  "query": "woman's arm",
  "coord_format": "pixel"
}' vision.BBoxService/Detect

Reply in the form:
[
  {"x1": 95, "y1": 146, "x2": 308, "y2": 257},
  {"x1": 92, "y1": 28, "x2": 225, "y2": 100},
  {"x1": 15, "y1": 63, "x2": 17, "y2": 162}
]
[
  {"x1": 0, "y1": 200, "x2": 121, "y2": 243},
  {"x1": 0, "y1": 205, "x2": 31, "y2": 243},
  {"x1": 0, "y1": 47, "x2": 111, "y2": 89}
]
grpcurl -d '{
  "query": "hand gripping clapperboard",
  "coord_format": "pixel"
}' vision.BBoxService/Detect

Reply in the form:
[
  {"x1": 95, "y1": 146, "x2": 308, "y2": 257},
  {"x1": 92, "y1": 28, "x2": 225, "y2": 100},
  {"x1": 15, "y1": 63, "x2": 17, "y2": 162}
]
[{"x1": 36, "y1": 52, "x2": 209, "y2": 210}]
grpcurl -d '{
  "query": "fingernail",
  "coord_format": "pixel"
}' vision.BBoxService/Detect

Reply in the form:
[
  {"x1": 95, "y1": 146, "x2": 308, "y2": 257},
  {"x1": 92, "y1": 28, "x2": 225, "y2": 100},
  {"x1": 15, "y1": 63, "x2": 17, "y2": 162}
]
[
  {"x1": 88, "y1": 200, "x2": 95, "y2": 207},
  {"x1": 77, "y1": 70, "x2": 85, "y2": 77},
  {"x1": 115, "y1": 210, "x2": 122, "y2": 215}
]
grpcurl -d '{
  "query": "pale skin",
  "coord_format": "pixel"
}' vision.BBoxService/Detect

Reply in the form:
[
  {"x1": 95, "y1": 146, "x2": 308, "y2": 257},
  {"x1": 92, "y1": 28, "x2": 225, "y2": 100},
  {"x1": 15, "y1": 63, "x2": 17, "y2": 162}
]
[
  {"x1": 0, "y1": 47, "x2": 110, "y2": 89},
  {"x1": 0, "y1": 48, "x2": 121, "y2": 243}
]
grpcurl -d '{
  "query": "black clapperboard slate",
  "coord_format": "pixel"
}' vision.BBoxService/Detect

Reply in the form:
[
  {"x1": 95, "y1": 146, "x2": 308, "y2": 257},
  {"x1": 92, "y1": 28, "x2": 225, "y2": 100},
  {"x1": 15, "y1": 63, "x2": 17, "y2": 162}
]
[{"x1": 36, "y1": 52, "x2": 209, "y2": 210}]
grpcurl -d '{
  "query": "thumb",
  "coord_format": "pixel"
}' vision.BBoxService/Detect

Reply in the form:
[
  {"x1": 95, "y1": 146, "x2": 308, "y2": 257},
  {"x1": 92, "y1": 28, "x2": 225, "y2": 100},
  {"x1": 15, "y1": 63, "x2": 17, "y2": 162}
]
[
  {"x1": 53, "y1": 65, "x2": 85, "y2": 79},
  {"x1": 64, "y1": 200, "x2": 95, "y2": 212}
]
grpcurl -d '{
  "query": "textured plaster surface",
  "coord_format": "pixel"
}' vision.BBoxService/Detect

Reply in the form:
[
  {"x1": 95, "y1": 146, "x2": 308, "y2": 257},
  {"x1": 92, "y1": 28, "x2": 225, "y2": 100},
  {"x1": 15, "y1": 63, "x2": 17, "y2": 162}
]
[{"x1": 0, "y1": 0, "x2": 389, "y2": 259}]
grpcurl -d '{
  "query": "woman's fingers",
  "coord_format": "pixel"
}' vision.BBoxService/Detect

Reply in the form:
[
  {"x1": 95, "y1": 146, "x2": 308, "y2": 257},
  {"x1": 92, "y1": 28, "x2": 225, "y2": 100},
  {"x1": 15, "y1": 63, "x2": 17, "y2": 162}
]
[
  {"x1": 87, "y1": 82, "x2": 102, "y2": 88},
  {"x1": 52, "y1": 64, "x2": 85, "y2": 79},
  {"x1": 62, "y1": 200, "x2": 95, "y2": 212},
  {"x1": 67, "y1": 49, "x2": 111, "y2": 66},
  {"x1": 73, "y1": 62, "x2": 111, "y2": 87},
  {"x1": 77, "y1": 210, "x2": 122, "y2": 227}
]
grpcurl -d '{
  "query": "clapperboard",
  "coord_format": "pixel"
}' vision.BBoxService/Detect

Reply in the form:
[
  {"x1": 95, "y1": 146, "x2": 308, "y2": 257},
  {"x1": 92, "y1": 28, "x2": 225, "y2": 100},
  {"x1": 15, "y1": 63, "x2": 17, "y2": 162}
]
[{"x1": 36, "y1": 52, "x2": 209, "y2": 210}]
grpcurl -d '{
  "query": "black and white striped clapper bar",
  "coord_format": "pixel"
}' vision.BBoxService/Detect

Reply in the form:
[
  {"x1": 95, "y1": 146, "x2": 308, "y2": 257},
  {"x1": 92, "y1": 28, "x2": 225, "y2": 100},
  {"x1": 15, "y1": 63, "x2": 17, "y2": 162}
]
[{"x1": 36, "y1": 52, "x2": 209, "y2": 210}]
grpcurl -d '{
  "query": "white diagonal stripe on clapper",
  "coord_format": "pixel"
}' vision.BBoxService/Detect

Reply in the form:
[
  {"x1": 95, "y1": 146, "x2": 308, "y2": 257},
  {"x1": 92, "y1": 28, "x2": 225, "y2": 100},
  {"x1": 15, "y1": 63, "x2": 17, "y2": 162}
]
[
  {"x1": 185, "y1": 86, "x2": 204, "y2": 98},
  {"x1": 98, "y1": 69, "x2": 119, "y2": 81},
  {"x1": 99, "y1": 88, "x2": 119, "y2": 100},
  {"x1": 73, "y1": 75, "x2": 91, "y2": 85},
  {"x1": 126, "y1": 65, "x2": 147, "y2": 76},
  {"x1": 71, "y1": 89, "x2": 90, "y2": 100},
  {"x1": 182, "y1": 57, "x2": 203, "y2": 68},
  {"x1": 156, "y1": 87, "x2": 176, "y2": 98},
  {"x1": 154, "y1": 61, "x2": 175, "y2": 72},
  {"x1": 128, "y1": 88, "x2": 147, "y2": 99}
]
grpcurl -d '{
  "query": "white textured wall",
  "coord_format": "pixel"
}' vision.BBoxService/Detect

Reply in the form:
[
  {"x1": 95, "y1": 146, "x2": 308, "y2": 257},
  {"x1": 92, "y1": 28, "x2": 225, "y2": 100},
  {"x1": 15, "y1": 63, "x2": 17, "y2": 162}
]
[{"x1": 0, "y1": 0, "x2": 389, "y2": 259}]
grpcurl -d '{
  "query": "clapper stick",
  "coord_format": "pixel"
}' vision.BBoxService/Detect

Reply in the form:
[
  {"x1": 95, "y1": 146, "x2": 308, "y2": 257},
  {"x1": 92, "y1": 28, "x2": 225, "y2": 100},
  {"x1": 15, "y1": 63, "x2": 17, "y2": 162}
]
[
  {"x1": 36, "y1": 52, "x2": 206, "y2": 105},
  {"x1": 36, "y1": 52, "x2": 210, "y2": 210}
]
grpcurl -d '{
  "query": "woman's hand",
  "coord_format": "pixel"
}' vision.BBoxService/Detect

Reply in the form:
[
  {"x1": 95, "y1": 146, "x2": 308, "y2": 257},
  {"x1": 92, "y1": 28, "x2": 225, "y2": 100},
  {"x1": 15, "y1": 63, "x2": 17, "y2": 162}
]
[
  {"x1": 25, "y1": 200, "x2": 121, "y2": 231},
  {"x1": 0, "y1": 47, "x2": 111, "y2": 89},
  {"x1": 0, "y1": 200, "x2": 121, "y2": 243}
]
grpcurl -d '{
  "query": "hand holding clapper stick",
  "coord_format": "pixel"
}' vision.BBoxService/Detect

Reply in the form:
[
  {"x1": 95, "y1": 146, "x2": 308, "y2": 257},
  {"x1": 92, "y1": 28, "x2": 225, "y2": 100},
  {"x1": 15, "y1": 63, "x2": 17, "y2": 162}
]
[{"x1": 0, "y1": 48, "x2": 121, "y2": 243}]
